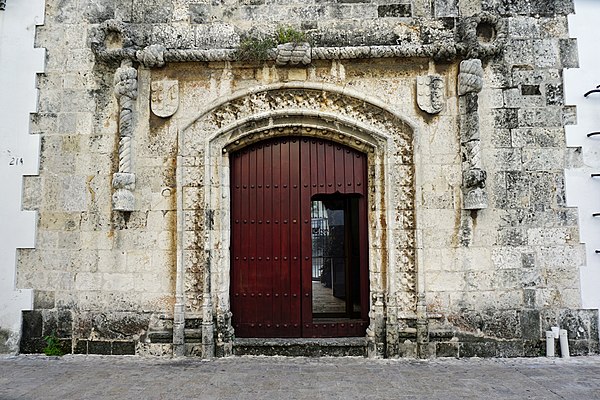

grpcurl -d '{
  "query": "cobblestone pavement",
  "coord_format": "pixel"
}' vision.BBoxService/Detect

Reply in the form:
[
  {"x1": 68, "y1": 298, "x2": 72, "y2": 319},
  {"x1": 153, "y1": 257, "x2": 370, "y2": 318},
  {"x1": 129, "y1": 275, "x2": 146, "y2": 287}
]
[{"x1": 1, "y1": 355, "x2": 599, "y2": 400}]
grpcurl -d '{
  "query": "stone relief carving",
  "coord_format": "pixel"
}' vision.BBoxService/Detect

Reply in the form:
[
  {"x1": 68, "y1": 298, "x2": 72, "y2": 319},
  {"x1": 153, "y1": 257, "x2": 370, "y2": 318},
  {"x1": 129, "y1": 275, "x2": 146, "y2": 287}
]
[
  {"x1": 183, "y1": 86, "x2": 416, "y2": 357},
  {"x1": 151, "y1": 80, "x2": 179, "y2": 118},
  {"x1": 90, "y1": 13, "x2": 506, "y2": 66},
  {"x1": 416, "y1": 75, "x2": 444, "y2": 114},
  {"x1": 458, "y1": 59, "x2": 487, "y2": 210},
  {"x1": 112, "y1": 60, "x2": 138, "y2": 211},
  {"x1": 458, "y1": 59, "x2": 484, "y2": 95},
  {"x1": 85, "y1": 10, "x2": 508, "y2": 355},
  {"x1": 275, "y1": 42, "x2": 311, "y2": 66}
]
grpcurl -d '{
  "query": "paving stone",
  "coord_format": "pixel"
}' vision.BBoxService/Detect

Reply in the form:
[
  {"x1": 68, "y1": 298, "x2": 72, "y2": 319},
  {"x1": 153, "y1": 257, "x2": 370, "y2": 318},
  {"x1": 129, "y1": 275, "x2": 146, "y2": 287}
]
[{"x1": 0, "y1": 355, "x2": 599, "y2": 400}]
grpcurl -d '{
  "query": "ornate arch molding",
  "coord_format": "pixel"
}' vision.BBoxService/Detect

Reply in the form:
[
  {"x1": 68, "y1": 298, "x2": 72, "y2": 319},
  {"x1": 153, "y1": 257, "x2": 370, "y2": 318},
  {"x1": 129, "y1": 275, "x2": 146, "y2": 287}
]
[{"x1": 177, "y1": 84, "x2": 419, "y2": 358}]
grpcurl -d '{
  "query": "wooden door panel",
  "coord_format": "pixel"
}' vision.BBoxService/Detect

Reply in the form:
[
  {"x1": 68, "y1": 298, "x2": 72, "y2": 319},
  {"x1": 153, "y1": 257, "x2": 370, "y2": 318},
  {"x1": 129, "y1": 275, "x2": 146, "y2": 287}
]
[{"x1": 231, "y1": 136, "x2": 368, "y2": 338}]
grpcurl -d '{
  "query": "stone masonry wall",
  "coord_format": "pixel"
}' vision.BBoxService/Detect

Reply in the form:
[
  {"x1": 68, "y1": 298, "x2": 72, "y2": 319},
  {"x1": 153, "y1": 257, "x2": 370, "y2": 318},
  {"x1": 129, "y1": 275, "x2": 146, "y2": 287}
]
[{"x1": 16, "y1": 0, "x2": 599, "y2": 357}]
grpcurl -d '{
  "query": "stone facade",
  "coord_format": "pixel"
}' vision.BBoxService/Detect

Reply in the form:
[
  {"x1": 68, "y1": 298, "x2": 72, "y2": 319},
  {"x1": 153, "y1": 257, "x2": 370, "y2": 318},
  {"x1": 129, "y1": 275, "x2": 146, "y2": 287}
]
[{"x1": 14, "y1": 0, "x2": 599, "y2": 358}]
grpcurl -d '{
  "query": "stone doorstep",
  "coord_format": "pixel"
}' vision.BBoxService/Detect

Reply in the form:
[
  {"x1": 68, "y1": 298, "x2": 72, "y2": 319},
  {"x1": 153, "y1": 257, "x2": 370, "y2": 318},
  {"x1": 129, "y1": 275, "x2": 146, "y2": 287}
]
[{"x1": 233, "y1": 337, "x2": 368, "y2": 357}]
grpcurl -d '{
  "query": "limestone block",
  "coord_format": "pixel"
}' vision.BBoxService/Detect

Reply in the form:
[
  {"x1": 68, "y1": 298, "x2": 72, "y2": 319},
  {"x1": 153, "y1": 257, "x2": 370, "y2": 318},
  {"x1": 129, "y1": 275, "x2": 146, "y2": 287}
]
[
  {"x1": 511, "y1": 127, "x2": 563, "y2": 148},
  {"x1": 503, "y1": 39, "x2": 534, "y2": 66},
  {"x1": 151, "y1": 24, "x2": 195, "y2": 49},
  {"x1": 134, "y1": 273, "x2": 168, "y2": 293},
  {"x1": 434, "y1": 0, "x2": 458, "y2": 17},
  {"x1": 491, "y1": 246, "x2": 528, "y2": 269},
  {"x1": 503, "y1": 87, "x2": 544, "y2": 108},
  {"x1": 508, "y1": 17, "x2": 540, "y2": 39},
  {"x1": 527, "y1": 227, "x2": 572, "y2": 246},
  {"x1": 151, "y1": 249, "x2": 177, "y2": 273},
  {"x1": 426, "y1": 271, "x2": 464, "y2": 292},
  {"x1": 536, "y1": 245, "x2": 585, "y2": 269},
  {"x1": 97, "y1": 250, "x2": 127, "y2": 273},
  {"x1": 81, "y1": 231, "x2": 113, "y2": 251},
  {"x1": 491, "y1": 109, "x2": 517, "y2": 131},
  {"x1": 491, "y1": 148, "x2": 522, "y2": 171},
  {"x1": 75, "y1": 272, "x2": 102, "y2": 291},
  {"x1": 532, "y1": 39, "x2": 560, "y2": 68},
  {"x1": 100, "y1": 273, "x2": 135, "y2": 292},
  {"x1": 559, "y1": 38, "x2": 579, "y2": 69},
  {"x1": 65, "y1": 48, "x2": 95, "y2": 72},
  {"x1": 522, "y1": 148, "x2": 563, "y2": 171},
  {"x1": 157, "y1": 231, "x2": 175, "y2": 251}
]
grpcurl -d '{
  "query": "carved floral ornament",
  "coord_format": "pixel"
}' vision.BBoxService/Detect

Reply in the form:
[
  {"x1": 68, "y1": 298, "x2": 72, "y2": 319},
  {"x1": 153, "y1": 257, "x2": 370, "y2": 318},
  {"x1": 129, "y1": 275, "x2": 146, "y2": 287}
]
[{"x1": 90, "y1": 14, "x2": 506, "y2": 67}]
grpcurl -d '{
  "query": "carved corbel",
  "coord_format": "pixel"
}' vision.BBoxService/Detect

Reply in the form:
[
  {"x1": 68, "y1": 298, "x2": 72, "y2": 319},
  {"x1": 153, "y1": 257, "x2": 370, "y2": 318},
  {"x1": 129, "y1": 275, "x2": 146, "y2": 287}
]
[
  {"x1": 112, "y1": 60, "x2": 138, "y2": 211},
  {"x1": 458, "y1": 59, "x2": 487, "y2": 210},
  {"x1": 0, "y1": 0, "x2": 6, "y2": 11},
  {"x1": 275, "y1": 42, "x2": 312, "y2": 66}
]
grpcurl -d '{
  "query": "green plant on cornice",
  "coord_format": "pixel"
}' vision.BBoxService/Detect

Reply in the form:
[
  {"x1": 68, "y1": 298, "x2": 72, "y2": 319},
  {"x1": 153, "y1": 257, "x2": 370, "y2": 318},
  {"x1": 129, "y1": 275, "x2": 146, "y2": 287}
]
[
  {"x1": 237, "y1": 36, "x2": 277, "y2": 61},
  {"x1": 275, "y1": 26, "x2": 307, "y2": 45},
  {"x1": 237, "y1": 25, "x2": 307, "y2": 61},
  {"x1": 43, "y1": 332, "x2": 64, "y2": 356}
]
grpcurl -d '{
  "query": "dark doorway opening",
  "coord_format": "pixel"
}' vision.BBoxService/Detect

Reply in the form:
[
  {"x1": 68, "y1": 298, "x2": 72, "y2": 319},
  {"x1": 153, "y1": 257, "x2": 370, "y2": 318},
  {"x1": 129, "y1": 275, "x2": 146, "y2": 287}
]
[{"x1": 311, "y1": 196, "x2": 361, "y2": 319}]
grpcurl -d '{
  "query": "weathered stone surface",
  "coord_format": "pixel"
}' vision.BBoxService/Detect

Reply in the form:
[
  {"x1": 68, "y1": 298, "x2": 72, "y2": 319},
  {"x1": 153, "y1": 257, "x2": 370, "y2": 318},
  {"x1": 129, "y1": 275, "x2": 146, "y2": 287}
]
[{"x1": 12, "y1": 0, "x2": 595, "y2": 360}]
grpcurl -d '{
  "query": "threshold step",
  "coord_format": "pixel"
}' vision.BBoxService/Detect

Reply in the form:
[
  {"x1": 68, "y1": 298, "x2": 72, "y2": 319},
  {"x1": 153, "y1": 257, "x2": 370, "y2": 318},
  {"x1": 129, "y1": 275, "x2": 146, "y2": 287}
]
[{"x1": 233, "y1": 337, "x2": 367, "y2": 357}]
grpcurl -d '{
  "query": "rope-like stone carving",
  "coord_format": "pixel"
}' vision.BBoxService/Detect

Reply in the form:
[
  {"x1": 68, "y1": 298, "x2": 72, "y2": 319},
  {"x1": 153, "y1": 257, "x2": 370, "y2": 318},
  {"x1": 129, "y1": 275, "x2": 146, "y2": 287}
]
[
  {"x1": 457, "y1": 13, "x2": 507, "y2": 60},
  {"x1": 458, "y1": 59, "x2": 487, "y2": 210},
  {"x1": 275, "y1": 42, "x2": 311, "y2": 65},
  {"x1": 112, "y1": 60, "x2": 138, "y2": 211},
  {"x1": 91, "y1": 15, "x2": 506, "y2": 66}
]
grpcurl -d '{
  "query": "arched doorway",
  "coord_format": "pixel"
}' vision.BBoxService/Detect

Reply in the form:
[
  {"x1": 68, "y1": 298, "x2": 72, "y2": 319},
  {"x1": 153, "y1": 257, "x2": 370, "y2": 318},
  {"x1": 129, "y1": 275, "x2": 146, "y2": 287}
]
[{"x1": 230, "y1": 136, "x2": 369, "y2": 338}]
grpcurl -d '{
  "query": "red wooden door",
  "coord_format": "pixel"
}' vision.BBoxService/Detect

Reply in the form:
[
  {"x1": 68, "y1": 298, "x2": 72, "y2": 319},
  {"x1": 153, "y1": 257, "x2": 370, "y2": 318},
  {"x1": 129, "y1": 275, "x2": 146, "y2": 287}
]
[{"x1": 231, "y1": 137, "x2": 368, "y2": 338}]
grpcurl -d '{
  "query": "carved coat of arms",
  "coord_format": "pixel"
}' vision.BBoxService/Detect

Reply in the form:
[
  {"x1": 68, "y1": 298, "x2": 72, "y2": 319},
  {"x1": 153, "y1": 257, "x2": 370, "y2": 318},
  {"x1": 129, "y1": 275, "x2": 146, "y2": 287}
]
[
  {"x1": 416, "y1": 75, "x2": 444, "y2": 115},
  {"x1": 151, "y1": 80, "x2": 179, "y2": 118}
]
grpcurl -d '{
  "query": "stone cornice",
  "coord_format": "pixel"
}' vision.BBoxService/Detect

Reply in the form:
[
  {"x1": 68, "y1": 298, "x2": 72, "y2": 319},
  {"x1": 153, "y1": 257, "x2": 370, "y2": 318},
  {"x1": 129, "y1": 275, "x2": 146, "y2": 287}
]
[{"x1": 91, "y1": 13, "x2": 506, "y2": 67}]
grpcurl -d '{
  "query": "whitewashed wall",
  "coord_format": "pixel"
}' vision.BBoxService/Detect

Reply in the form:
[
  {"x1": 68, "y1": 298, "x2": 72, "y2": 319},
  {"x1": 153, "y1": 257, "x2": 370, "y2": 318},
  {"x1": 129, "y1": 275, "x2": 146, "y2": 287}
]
[
  {"x1": 565, "y1": 0, "x2": 600, "y2": 312},
  {"x1": 0, "y1": 0, "x2": 45, "y2": 353}
]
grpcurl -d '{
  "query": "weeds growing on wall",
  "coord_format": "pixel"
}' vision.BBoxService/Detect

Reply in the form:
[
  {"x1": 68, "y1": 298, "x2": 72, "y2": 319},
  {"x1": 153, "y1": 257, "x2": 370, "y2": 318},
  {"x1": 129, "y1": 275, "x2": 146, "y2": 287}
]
[
  {"x1": 43, "y1": 333, "x2": 64, "y2": 356},
  {"x1": 237, "y1": 26, "x2": 308, "y2": 61}
]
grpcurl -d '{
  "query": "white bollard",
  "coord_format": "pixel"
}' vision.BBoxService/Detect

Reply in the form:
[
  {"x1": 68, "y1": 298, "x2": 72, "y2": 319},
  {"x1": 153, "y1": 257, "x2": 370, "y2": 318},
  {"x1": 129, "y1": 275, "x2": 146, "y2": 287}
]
[
  {"x1": 559, "y1": 329, "x2": 570, "y2": 358},
  {"x1": 545, "y1": 331, "x2": 555, "y2": 357}
]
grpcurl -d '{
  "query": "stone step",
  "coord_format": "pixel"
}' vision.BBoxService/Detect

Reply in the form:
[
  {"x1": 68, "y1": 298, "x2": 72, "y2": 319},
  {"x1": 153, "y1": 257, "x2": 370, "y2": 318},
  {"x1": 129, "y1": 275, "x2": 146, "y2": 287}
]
[{"x1": 233, "y1": 337, "x2": 367, "y2": 357}]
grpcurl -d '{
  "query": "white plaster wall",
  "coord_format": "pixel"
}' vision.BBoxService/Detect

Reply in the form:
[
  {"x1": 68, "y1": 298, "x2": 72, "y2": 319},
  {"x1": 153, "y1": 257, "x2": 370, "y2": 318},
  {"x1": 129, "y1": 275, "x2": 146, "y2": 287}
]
[
  {"x1": 0, "y1": 0, "x2": 45, "y2": 352},
  {"x1": 565, "y1": 0, "x2": 600, "y2": 310}
]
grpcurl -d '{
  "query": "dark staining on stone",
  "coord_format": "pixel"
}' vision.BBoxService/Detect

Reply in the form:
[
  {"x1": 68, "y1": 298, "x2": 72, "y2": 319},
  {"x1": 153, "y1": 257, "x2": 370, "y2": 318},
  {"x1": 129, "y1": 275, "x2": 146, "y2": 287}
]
[
  {"x1": 521, "y1": 85, "x2": 541, "y2": 96},
  {"x1": 493, "y1": 108, "x2": 518, "y2": 129},
  {"x1": 189, "y1": 4, "x2": 211, "y2": 24},
  {"x1": 377, "y1": 4, "x2": 411, "y2": 18},
  {"x1": 521, "y1": 253, "x2": 535, "y2": 269},
  {"x1": 206, "y1": 209, "x2": 215, "y2": 231},
  {"x1": 559, "y1": 38, "x2": 579, "y2": 69},
  {"x1": 88, "y1": 340, "x2": 112, "y2": 355},
  {"x1": 545, "y1": 83, "x2": 563, "y2": 106},
  {"x1": 476, "y1": 21, "x2": 495, "y2": 43}
]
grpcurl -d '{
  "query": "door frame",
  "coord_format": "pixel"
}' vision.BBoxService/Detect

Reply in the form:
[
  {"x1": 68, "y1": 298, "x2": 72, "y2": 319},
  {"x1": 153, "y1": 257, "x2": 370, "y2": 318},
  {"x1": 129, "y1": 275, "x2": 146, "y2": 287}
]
[{"x1": 178, "y1": 83, "x2": 418, "y2": 358}]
